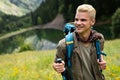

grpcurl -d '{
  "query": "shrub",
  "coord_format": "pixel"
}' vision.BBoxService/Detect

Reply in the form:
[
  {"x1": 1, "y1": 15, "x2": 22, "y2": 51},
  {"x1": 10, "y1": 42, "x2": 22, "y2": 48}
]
[
  {"x1": 93, "y1": 24, "x2": 112, "y2": 40},
  {"x1": 111, "y1": 8, "x2": 120, "y2": 38},
  {"x1": 19, "y1": 44, "x2": 33, "y2": 52}
]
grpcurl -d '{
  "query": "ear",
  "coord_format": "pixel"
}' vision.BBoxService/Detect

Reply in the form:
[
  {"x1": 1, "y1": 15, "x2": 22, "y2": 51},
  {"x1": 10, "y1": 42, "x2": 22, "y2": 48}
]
[{"x1": 91, "y1": 19, "x2": 95, "y2": 26}]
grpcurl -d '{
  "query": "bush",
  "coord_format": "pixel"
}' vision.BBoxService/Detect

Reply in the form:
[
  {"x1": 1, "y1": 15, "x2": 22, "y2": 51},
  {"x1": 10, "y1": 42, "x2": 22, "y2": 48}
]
[
  {"x1": 19, "y1": 44, "x2": 33, "y2": 52},
  {"x1": 111, "y1": 8, "x2": 120, "y2": 38},
  {"x1": 93, "y1": 24, "x2": 112, "y2": 40}
]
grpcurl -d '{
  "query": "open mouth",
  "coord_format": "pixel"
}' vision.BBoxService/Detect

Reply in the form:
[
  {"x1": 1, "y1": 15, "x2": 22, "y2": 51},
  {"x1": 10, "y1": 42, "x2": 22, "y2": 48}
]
[{"x1": 76, "y1": 26, "x2": 84, "y2": 30}]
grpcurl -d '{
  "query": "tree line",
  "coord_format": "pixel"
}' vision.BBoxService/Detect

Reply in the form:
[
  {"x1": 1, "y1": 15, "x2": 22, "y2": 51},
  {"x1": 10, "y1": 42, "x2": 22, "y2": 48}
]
[{"x1": 0, "y1": 0, "x2": 120, "y2": 53}]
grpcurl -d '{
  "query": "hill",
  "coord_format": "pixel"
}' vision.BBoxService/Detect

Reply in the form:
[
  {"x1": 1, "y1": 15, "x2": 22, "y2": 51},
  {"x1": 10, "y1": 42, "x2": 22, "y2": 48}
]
[
  {"x1": 0, "y1": 0, "x2": 43, "y2": 16},
  {"x1": 0, "y1": 39, "x2": 120, "y2": 80}
]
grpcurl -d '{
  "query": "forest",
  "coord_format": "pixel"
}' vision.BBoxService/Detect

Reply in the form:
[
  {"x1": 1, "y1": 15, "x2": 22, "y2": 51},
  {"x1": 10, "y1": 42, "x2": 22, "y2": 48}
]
[
  {"x1": 0, "y1": 0, "x2": 120, "y2": 80},
  {"x1": 0, "y1": 0, "x2": 120, "y2": 53}
]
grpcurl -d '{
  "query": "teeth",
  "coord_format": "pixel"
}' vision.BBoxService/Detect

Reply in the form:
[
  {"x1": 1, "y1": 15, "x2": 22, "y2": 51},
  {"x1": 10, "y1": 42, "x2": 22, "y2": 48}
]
[{"x1": 77, "y1": 27, "x2": 83, "y2": 28}]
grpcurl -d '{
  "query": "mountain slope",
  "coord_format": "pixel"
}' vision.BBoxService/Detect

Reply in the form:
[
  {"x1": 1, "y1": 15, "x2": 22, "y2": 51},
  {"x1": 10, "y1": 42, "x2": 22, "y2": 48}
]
[
  {"x1": 10, "y1": 0, "x2": 43, "y2": 11},
  {"x1": 0, "y1": 0, "x2": 43, "y2": 16}
]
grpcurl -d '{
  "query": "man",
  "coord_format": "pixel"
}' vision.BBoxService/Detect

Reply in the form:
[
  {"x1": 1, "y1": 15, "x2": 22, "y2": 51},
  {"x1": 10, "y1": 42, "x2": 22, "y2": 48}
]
[{"x1": 53, "y1": 4, "x2": 106, "y2": 80}]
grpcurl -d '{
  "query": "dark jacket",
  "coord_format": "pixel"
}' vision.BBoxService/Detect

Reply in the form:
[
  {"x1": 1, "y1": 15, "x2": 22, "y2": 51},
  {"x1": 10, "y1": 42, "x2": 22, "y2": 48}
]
[{"x1": 55, "y1": 31, "x2": 105, "y2": 80}]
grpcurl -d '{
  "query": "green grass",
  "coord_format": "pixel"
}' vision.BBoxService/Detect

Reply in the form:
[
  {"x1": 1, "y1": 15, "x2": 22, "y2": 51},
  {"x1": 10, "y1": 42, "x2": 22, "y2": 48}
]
[
  {"x1": 104, "y1": 39, "x2": 120, "y2": 80},
  {"x1": 0, "y1": 39, "x2": 120, "y2": 80},
  {"x1": 0, "y1": 50, "x2": 62, "y2": 80}
]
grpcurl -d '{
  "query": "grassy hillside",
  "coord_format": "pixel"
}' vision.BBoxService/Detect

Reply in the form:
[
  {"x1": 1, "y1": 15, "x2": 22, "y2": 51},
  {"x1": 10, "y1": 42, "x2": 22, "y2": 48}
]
[
  {"x1": 0, "y1": 0, "x2": 42, "y2": 16},
  {"x1": 0, "y1": 0, "x2": 26, "y2": 16},
  {"x1": 103, "y1": 39, "x2": 120, "y2": 79},
  {"x1": 0, "y1": 39, "x2": 120, "y2": 80},
  {"x1": 0, "y1": 50, "x2": 61, "y2": 80}
]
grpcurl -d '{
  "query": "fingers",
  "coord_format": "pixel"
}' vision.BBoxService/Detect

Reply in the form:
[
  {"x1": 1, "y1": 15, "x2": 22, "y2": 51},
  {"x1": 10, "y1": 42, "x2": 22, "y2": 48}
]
[
  {"x1": 100, "y1": 64, "x2": 106, "y2": 70},
  {"x1": 97, "y1": 60, "x2": 106, "y2": 70},
  {"x1": 53, "y1": 61, "x2": 65, "y2": 73}
]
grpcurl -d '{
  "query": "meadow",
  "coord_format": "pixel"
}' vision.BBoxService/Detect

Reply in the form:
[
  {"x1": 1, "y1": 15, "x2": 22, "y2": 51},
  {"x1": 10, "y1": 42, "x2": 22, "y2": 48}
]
[{"x1": 0, "y1": 39, "x2": 120, "y2": 80}]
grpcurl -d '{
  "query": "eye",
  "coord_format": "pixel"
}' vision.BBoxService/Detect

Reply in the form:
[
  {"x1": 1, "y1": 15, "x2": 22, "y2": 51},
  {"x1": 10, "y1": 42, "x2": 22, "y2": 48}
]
[
  {"x1": 74, "y1": 18, "x2": 78, "y2": 21},
  {"x1": 81, "y1": 19, "x2": 87, "y2": 21}
]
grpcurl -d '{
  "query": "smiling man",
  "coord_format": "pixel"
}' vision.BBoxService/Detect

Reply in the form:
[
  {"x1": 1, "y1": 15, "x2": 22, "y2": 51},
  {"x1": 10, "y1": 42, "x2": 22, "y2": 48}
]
[{"x1": 53, "y1": 4, "x2": 106, "y2": 80}]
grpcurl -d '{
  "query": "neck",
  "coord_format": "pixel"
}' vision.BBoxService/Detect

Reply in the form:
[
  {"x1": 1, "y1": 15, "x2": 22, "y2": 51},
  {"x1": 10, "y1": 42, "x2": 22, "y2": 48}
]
[{"x1": 78, "y1": 30, "x2": 91, "y2": 43}]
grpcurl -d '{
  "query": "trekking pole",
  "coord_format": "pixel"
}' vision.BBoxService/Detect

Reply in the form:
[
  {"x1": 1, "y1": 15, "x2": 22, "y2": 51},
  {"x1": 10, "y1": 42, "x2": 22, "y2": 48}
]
[{"x1": 56, "y1": 58, "x2": 67, "y2": 80}]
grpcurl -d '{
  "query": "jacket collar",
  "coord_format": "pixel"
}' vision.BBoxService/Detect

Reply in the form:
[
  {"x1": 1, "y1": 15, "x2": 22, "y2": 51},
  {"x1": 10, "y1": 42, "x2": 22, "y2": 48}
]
[{"x1": 74, "y1": 30, "x2": 102, "y2": 43}]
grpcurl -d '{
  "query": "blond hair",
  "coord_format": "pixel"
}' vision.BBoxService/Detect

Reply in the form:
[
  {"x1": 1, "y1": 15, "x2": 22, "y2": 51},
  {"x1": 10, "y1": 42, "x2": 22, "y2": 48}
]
[{"x1": 76, "y1": 4, "x2": 96, "y2": 20}]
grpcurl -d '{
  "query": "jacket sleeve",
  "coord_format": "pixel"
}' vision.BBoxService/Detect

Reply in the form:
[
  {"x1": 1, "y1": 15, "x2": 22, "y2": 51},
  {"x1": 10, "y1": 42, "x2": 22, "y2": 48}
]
[{"x1": 54, "y1": 38, "x2": 66, "y2": 62}]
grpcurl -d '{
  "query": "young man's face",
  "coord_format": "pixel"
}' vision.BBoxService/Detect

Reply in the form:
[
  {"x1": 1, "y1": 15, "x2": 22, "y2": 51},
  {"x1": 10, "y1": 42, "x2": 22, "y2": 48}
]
[{"x1": 74, "y1": 12, "x2": 95, "y2": 34}]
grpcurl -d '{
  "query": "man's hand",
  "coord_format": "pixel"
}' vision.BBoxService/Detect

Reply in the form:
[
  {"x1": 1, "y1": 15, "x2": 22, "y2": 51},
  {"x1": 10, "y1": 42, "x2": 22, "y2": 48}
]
[
  {"x1": 53, "y1": 61, "x2": 65, "y2": 73},
  {"x1": 97, "y1": 59, "x2": 106, "y2": 70}
]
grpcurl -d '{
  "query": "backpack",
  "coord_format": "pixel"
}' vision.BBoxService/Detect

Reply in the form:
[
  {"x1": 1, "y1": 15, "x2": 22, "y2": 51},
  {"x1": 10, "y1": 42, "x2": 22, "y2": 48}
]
[
  {"x1": 62, "y1": 23, "x2": 106, "y2": 80},
  {"x1": 63, "y1": 23, "x2": 75, "y2": 68}
]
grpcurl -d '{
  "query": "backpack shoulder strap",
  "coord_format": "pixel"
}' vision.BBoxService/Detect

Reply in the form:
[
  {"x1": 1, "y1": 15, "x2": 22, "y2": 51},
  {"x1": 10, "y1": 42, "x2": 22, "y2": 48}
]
[
  {"x1": 62, "y1": 23, "x2": 75, "y2": 80},
  {"x1": 65, "y1": 32, "x2": 74, "y2": 68},
  {"x1": 63, "y1": 23, "x2": 75, "y2": 68},
  {"x1": 95, "y1": 40, "x2": 107, "y2": 62}
]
